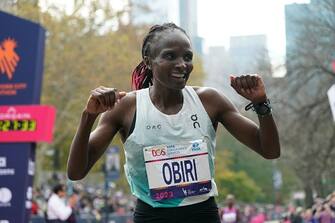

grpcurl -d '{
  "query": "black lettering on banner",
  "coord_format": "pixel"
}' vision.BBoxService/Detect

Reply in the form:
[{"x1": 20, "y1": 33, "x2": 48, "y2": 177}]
[
  {"x1": 193, "y1": 159, "x2": 198, "y2": 181},
  {"x1": 163, "y1": 163, "x2": 172, "y2": 184},
  {"x1": 162, "y1": 159, "x2": 198, "y2": 185},
  {"x1": 191, "y1": 114, "x2": 200, "y2": 129},
  {"x1": 180, "y1": 161, "x2": 185, "y2": 182},
  {"x1": 184, "y1": 160, "x2": 195, "y2": 181},
  {"x1": 172, "y1": 162, "x2": 181, "y2": 183}
]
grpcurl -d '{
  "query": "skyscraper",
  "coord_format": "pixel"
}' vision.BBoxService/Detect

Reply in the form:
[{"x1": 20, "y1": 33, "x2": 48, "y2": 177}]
[
  {"x1": 179, "y1": 0, "x2": 203, "y2": 56},
  {"x1": 179, "y1": 0, "x2": 197, "y2": 38},
  {"x1": 229, "y1": 35, "x2": 271, "y2": 75},
  {"x1": 204, "y1": 35, "x2": 272, "y2": 104},
  {"x1": 204, "y1": 46, "x2": 242, "y2": 102},
  {"x1": 130, "y1": 0, "x2": 170, "y2": 25},
  {"x1": 285, "y1": 3, "x2": 309, "y2": 76}
]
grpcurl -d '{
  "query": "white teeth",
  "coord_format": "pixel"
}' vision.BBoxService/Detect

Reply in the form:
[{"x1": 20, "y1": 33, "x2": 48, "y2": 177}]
[{"x1": 172, "y1": 73, "x2": 186, "y2": 78}]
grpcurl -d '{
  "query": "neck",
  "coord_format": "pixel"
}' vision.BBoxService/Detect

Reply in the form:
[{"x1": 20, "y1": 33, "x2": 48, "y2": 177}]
[{"x1": 149, "y1": 85, "x2": 184, "y2": 115}]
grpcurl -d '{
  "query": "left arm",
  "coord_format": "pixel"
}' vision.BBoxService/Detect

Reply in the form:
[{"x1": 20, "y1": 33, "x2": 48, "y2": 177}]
[
  {"x1": 197, "y1": 74, "x2": 280, "y2": 159},
  {"x1": 229, "y1": 74, "x2": 280, "y2": 159}
]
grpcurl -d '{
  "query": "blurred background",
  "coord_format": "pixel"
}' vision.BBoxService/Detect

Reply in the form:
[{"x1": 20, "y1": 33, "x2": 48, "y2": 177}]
[{"x1": 1, "y1": 0, "x2": 334, "y2": 222}]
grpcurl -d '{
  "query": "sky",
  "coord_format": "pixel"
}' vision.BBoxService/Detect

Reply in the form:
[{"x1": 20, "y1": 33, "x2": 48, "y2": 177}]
[
  {"x1": 195, "y1": 0, "x2": 310, "y2": 63},
  {"x1": 40, "y1": 0, "x2": 310, "y2": 67}
]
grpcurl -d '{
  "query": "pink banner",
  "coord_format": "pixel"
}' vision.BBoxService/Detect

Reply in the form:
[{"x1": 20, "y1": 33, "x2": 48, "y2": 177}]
[{"x1": 0, "y1": 105, "x2": 56, "y2": 143}]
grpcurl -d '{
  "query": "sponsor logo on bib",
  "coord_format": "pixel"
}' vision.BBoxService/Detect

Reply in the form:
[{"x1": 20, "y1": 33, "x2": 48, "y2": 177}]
[{"x1": 143, "y1": 139, "x2": 212, "y2": 200}]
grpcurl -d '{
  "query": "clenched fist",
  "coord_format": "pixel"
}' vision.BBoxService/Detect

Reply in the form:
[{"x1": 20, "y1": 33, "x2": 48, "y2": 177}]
[
  {"x1": 85, "y1": 86, "x2": 127, "y2": 114},
  {"x1": 230, "y1": 74, "x2": 267, "y2": 103}
]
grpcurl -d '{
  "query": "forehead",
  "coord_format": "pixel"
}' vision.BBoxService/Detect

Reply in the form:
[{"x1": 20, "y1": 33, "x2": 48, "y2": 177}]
[{"x1": 151, "y1": 29, "x2": 192, "y2": 56}]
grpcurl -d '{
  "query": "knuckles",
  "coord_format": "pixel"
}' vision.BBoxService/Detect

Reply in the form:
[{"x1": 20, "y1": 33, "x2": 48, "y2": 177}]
[
  {"x1": 232, "y1": 74, "x2": 262, "y2": 88},
  {"x1": 90, "y1": 87, "x2": 118, "y2": 105}
]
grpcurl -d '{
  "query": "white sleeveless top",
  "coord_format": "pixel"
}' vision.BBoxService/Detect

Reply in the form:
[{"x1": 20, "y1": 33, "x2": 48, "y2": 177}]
[{"x1": 123, "y1": 86, "x2": 218, "y2": 207}]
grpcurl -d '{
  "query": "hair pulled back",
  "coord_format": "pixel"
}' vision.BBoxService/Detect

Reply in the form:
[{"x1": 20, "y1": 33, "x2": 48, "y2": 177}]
[{"x1": 131, "y1": 23, "x2": 188, "y2": 90}]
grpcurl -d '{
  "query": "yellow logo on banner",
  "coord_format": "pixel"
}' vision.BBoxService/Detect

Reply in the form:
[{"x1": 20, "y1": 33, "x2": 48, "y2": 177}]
[{"x1": 0, "y1": 38, "x2": 20, "y2": 80}]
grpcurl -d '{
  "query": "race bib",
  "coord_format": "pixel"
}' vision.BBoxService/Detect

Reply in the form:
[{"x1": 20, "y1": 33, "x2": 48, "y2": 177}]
[{"x1": 143, "y1": 139, "x2": 212, "y2": 201}]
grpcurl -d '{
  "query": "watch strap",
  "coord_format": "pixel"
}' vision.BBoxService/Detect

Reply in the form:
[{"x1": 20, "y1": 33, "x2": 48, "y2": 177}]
[{"x1": 245, "y1": 99, "x2": 272, "y2": 116}]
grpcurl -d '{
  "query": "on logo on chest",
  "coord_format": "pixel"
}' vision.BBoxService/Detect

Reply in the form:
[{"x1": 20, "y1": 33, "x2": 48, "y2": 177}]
[{"x1": 190, "y1": 114, "x2": 200, "y2": 129}]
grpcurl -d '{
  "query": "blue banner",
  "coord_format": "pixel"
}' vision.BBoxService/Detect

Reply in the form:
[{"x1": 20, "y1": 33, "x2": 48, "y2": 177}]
[
  {"x1": 0, "y1": 10, "x2": 45, "y2": 223},
  {"x1": 0, "y1": 143, "x2": 35, "y2": 222},
  {"x1": 0, "y1": 10, "x2": 45, "y2": 105}
]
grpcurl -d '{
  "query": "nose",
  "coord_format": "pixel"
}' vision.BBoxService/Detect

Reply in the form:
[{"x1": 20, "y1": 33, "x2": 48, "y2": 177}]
[{"x1": 175, "y1": 58, "x2": 187, "y2": 69}]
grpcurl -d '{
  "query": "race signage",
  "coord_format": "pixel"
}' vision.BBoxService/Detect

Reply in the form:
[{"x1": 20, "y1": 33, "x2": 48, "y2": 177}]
[
  {"x1": 0, "y1": 11, "x2": 45, "y2": 105},
  {"x1": 144, "y1": 139, "x2": 212, "y2": 201},
  {"x1": 0, "y1": 10, "x2": 47, "y2": 222},
  {"x1": 0, "y1": 143, "x2": 35, "y2": 222},
  {"x1": 0, "y1": 105, "x2": 56, "y2": 143}
]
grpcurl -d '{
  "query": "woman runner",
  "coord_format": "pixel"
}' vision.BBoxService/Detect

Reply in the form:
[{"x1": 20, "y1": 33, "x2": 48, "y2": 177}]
[{"x1": 67, "y1": 23, "x2": 280, "y2": 223}]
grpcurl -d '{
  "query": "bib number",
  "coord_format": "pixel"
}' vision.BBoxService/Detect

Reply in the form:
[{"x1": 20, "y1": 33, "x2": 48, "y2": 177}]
[{"x1": 143, "y1": 139, "x2": 212, "y2": 200}]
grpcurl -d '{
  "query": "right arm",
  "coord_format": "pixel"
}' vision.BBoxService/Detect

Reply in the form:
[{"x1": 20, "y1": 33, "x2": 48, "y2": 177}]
[{"x1": 67, "y1": 87, "x2": 126, "y2": 180}]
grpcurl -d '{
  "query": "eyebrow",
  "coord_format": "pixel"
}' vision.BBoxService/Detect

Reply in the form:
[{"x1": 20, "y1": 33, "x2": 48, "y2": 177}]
[{"x1": 160, "y1": 48, "x2": 193, "y2": 54}]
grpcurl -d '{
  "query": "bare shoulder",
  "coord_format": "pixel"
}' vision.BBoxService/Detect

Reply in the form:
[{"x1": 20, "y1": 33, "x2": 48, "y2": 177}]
[
  {"x1": 192, "y1": 86, "x2": 219, "y2": 97},
  {"x1": 191, "y1": 86, "x2": 237, "y2": 117},
  {"x1": 191, "y1": 86, "x2": 227, "y2": 104}
]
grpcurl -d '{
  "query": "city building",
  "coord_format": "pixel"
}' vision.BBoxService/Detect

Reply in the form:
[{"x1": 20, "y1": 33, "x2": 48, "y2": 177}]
[
  {"x1": 203, "y1": 46, "x2": 242, "y2": 103},
  {"x1": 204, "y1": 35, "x2": 272, "y2": 104},
  {"x1": 229, "y1": 35, "x2": 271, "y2": 76},
  {"x1": 178, "y1": 0, "x2": 203, "y2": 56},
  {"x1": 179, "y1": 0, "x2": 197, "y2": 38},
  {"x1": 285, "y1": 3, "x2": 309, "y2": 76},
  {"x1": 129, "y1": 0, "x2": 170, "y2": 25}
]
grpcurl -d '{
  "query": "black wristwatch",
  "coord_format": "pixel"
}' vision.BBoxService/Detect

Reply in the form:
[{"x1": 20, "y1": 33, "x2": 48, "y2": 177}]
[{"x1": 245, "y1": 99, "x2": 272, "y2": 116}]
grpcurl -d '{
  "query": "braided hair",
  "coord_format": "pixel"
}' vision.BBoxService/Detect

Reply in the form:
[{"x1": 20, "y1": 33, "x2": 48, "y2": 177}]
[{"x1": 131, "y1": 23, "x2": 189, "y2": 90}]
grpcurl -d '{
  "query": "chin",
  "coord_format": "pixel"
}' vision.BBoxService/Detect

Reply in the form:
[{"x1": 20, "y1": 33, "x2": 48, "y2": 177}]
[{"x1": 172, "y1": 82, "x2": 187, "y2": 90}]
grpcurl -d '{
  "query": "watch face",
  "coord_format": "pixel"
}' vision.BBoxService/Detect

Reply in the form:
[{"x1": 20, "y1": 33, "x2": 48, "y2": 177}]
[
  {"x1": 259, "y1": 106, "x2": 270, "y2": 114},
  {"x1": 256, "y1": 104, "x2": 271, "y2": 115}
]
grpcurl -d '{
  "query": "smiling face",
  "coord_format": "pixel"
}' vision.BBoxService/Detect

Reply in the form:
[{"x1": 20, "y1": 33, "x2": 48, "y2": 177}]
[{"x1": 146, "y1": 29, "x2": 193, "y2": 90}]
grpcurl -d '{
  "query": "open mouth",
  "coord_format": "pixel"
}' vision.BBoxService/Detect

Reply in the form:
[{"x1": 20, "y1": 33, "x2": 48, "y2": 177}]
[{"x1": 171, "y1": 73, "x2": 187, "y2": 79}]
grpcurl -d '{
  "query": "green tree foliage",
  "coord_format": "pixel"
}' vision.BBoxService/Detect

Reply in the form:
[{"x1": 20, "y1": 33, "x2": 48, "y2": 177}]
[
  {"x1": 11, "y1": 1, "x2": 144, "y2": 172},
  {"x1": 215, "y1": 128, "x2": 264, "y2": 203},
  {"x1": 4, "y1": 1, "x2": 291, "y2": 205},
  {"x1": 215, "y1": 125, "x2": 299, "y2": 204},
  {"x1": 188, "y1": 56, "x2": 205, "y2": 86},
  {"x1": 217, "y1": 170, "x2": 264, "y2": 203},
  {"x1": 277, "y1": 0, "x2": 335, "y2": 206},
  {"x1": 7, "y1": 1, "x2": 285, "y2": 204},
  {"x1": 5, "y1": 0, "x2": 206, "y2": 188}
]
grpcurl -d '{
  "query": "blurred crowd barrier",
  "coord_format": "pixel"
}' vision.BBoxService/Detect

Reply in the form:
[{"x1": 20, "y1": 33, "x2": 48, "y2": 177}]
[{"x1": 29, "y1": 173, "x2": 335, "y2": 223}]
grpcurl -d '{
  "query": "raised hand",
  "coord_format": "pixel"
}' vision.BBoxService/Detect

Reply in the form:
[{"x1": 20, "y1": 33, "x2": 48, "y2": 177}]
[
  {"x1": 85, "y1": 86, "x2": 127, "y2": 114},
  {"x1": 230, "y1": 74, "x2": 267, "y2": 103}
]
